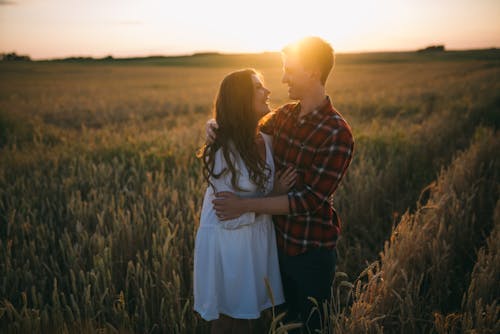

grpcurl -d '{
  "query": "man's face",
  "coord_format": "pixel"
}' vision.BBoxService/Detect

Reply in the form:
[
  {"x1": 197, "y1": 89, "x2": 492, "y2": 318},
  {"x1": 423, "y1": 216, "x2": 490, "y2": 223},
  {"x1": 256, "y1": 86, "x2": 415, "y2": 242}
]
[{"x1": 281, "y1": 53, "x2": 315, "y2": 100}]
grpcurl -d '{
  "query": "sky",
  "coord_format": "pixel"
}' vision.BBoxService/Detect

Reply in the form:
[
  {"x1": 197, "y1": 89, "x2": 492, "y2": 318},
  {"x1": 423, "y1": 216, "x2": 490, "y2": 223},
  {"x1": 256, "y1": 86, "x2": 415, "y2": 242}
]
[{"x1": 1, "y1": 0, "x2": 499, "y2": 60}]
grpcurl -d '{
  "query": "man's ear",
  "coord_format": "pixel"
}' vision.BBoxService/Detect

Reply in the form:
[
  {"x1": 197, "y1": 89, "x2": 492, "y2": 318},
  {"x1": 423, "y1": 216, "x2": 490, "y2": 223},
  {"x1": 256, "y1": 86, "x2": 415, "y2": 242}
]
[{"x1": 308, "y1": 68, "x2": 321, "y2": 82}]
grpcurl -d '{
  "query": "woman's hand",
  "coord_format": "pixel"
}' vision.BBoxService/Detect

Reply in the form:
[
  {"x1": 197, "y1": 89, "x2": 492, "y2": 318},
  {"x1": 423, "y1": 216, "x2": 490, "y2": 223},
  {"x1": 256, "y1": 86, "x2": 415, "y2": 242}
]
[
  {"x1": 205, "y1": 119, "x2": 218, "y2": 144},
  {"x1": 272, "y1": 166, "x2": 296, "y2": 195}
]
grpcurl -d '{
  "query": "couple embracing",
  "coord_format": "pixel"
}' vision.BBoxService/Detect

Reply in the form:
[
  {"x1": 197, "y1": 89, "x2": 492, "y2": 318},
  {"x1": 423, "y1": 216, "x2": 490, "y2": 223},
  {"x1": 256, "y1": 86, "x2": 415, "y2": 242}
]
[{"x1": 193, "y1": 36, "x2": 354, "y2": 333}]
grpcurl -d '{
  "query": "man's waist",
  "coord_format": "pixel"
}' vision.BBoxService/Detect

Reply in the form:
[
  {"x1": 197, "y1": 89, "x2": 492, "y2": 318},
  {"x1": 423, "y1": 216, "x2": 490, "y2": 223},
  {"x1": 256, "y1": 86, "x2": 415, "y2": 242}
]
[
  {"x1": 274, "y1": 216, "x2": 337, "y2": 225},
  {"x1": 274, "y1": 207, "x2": 339, "y2": 225},
  {"x1": 273, "y1": 218, "x2": 341, "y2": 239},
  {"x1": 275, "y1": 233, "x2": 339, "y2": 256}
]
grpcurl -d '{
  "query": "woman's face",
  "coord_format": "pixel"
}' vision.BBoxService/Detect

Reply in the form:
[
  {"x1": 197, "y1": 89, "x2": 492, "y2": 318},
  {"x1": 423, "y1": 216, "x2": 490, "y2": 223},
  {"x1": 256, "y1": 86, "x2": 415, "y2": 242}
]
[{"x1": 251, "y1": 74, "x2": 271, "y2": 117}]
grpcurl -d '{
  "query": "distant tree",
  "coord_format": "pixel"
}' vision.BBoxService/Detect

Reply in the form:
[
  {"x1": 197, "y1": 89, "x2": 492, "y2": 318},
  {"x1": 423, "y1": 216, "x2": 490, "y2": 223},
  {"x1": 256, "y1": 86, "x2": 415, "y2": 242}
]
[
  {"x1": 62, "y1": 56, "x2": 94, "y2": 62},
  {"x1": 1, "y1": 52, "x2": 31, "y2": 61},
  {"x1": 417, "y1": 45, "x2": 445, "y2": 53}
]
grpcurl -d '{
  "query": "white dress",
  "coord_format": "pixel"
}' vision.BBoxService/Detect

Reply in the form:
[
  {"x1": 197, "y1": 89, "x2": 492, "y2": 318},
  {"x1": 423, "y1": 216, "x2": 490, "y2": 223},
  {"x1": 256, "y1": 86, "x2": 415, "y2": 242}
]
[{"x1": 193, "y1": 133, "x2": 285, "y2": 321}]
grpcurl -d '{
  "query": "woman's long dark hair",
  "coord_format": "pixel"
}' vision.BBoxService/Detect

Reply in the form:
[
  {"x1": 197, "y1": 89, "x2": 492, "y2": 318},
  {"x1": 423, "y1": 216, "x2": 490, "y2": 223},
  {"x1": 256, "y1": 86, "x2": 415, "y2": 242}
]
[{"x1": 197, "y1": 69, "x2": 270, "y2": 193}]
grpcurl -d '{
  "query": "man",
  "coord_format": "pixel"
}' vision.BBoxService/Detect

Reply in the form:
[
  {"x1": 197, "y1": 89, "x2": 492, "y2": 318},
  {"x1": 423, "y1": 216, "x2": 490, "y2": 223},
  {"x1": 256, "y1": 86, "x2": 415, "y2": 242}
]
[{"x1": 211, "y1": 36, "x2": 354, "y2": 332}]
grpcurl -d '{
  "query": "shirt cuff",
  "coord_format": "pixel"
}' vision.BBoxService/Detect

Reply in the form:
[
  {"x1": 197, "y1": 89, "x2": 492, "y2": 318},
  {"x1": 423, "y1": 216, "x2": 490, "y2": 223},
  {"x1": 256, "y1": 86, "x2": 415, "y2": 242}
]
[{"x1": 287, "y1": 191, "x2": 298, "y2": 216}]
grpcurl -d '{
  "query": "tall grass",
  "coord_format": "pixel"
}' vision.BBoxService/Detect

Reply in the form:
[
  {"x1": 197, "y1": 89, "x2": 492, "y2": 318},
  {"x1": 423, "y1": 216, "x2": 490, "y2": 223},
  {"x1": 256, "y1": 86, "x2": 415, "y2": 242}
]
[
  {"x1": 456, "y1": 201, "x2": 500, "y2": 333},
  {"x1": 326, "y1": 128, "x2": 499, "y2": 333},
  {"x1": 0, "y1": 54, "x2": 499, "y2": 332},
  {"x1": 1, "y1": 142, "x2": 206, "y2": 333}
]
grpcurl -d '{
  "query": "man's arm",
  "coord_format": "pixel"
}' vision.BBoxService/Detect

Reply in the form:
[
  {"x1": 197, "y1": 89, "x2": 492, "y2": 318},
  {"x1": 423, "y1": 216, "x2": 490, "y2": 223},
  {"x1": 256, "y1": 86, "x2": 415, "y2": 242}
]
[
  {"x1": 205, "y1": 119, "x2": 218, "y2": 143},
  {"x1": 288, "y1": 126, "x2": 354, "y2": 215},
  {"x1": 213, "y1": 193, "x2": 290, "y2": 221},
  {"x1": 213, "y1": 125, "x2": 354, "y2": 220},
  {"x1": 212, "y1": 166, "x2": 296, "y2": 220}
]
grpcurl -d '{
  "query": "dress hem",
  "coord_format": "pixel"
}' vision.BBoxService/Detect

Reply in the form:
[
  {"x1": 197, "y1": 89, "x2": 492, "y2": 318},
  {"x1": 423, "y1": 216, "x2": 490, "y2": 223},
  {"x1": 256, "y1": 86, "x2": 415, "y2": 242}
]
[{"x1": 194, "y1": 299, "x2": 285, "y2": 321}]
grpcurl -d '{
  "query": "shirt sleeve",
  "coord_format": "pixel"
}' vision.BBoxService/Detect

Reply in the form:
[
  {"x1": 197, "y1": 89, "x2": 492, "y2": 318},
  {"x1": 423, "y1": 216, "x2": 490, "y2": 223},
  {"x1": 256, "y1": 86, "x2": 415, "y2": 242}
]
[
  {"x1": 258, "y1": 110, "x2": 277, "y2": 135},
  {"x1": 210, "y1": 148, "x2": 257, "y2": 229},
  {"x1": 287, "y1": 126, "x2": 354, "y2": 215}
]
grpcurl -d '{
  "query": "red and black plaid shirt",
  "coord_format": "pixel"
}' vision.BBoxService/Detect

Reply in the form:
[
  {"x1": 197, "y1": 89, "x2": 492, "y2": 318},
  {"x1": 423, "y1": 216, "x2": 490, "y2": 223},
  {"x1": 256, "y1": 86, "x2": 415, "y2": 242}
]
[{"x1": 260, "y1": 97, "x2": 354, "y2": 256}]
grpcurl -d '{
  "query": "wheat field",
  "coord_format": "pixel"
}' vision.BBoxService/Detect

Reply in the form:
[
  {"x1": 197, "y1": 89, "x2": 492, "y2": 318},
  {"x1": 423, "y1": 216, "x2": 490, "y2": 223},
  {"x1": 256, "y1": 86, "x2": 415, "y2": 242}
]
[{"x1": 0, "y1": 51, "x2": 499, "y2": 333}]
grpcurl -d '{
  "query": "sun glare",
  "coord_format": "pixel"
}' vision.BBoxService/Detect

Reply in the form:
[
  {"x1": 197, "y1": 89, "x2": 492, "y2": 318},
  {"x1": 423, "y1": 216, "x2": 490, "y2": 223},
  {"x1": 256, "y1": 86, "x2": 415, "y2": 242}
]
[{"x1": 180, "y1": 0, "x2": 381, "y2": 53}]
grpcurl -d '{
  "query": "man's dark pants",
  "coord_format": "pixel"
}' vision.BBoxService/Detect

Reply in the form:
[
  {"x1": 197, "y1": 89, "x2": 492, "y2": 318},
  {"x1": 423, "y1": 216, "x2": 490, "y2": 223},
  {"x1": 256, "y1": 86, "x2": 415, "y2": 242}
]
[{"x1": 278, "y1": 247, "x2": 337, "y2": 332}]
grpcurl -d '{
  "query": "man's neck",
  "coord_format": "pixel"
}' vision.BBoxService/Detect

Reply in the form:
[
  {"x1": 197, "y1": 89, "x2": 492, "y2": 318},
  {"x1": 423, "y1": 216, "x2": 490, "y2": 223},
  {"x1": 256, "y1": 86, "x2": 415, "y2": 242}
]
[{"x1": 299, "y1": 87, "x2": 327, "y2": 117}]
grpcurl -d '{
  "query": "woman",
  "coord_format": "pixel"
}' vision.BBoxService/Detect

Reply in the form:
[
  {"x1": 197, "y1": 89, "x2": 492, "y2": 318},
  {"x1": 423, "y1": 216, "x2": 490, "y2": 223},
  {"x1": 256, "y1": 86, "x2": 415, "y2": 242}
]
[{"x1": 194, "y1": 69, "x2": 295, "y2": 333}]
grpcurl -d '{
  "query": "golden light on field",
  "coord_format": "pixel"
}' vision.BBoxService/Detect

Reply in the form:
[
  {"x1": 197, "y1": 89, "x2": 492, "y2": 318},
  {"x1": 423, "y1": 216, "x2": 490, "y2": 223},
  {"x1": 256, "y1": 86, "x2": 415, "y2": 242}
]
[
  {"x1": 1, "y1": 43, "x2": 499, "y2": 332},
  {"x1": 0, "y1": 0, "x2": 499, "y2": 59}
]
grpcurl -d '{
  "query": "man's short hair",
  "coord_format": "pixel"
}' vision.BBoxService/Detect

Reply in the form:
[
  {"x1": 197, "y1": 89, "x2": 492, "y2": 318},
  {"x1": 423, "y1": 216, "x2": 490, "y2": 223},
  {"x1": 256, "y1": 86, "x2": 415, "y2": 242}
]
[{"x1": 282, "y1": 36, "x2": 334, "y2": 85}]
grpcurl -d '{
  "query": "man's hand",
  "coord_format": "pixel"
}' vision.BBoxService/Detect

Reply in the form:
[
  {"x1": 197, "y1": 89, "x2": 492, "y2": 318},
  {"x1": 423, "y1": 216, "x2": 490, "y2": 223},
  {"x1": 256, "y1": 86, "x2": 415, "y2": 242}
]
[
  {"x1": 272, "y1": 166, "x2": 296, "y2": 195},
  {"x1": 205, "y1": 119, "x2": 218, "y2": 144},
  {"x1": 213, "y1": 191, "x2": 245, "y2": 221}
]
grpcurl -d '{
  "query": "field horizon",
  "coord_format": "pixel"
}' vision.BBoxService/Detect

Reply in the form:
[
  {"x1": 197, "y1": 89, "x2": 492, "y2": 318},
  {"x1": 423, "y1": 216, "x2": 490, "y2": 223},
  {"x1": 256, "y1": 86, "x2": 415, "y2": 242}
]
[{"x1": 4, "y1": 47, "x2": 500, "y2": 65}]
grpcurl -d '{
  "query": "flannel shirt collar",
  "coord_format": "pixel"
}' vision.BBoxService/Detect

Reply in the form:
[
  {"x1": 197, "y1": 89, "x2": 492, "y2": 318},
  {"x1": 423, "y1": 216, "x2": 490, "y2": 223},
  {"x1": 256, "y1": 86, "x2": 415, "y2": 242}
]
[{"x1": 290, "y1": 96, "x2": 333, "y2": 123}]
